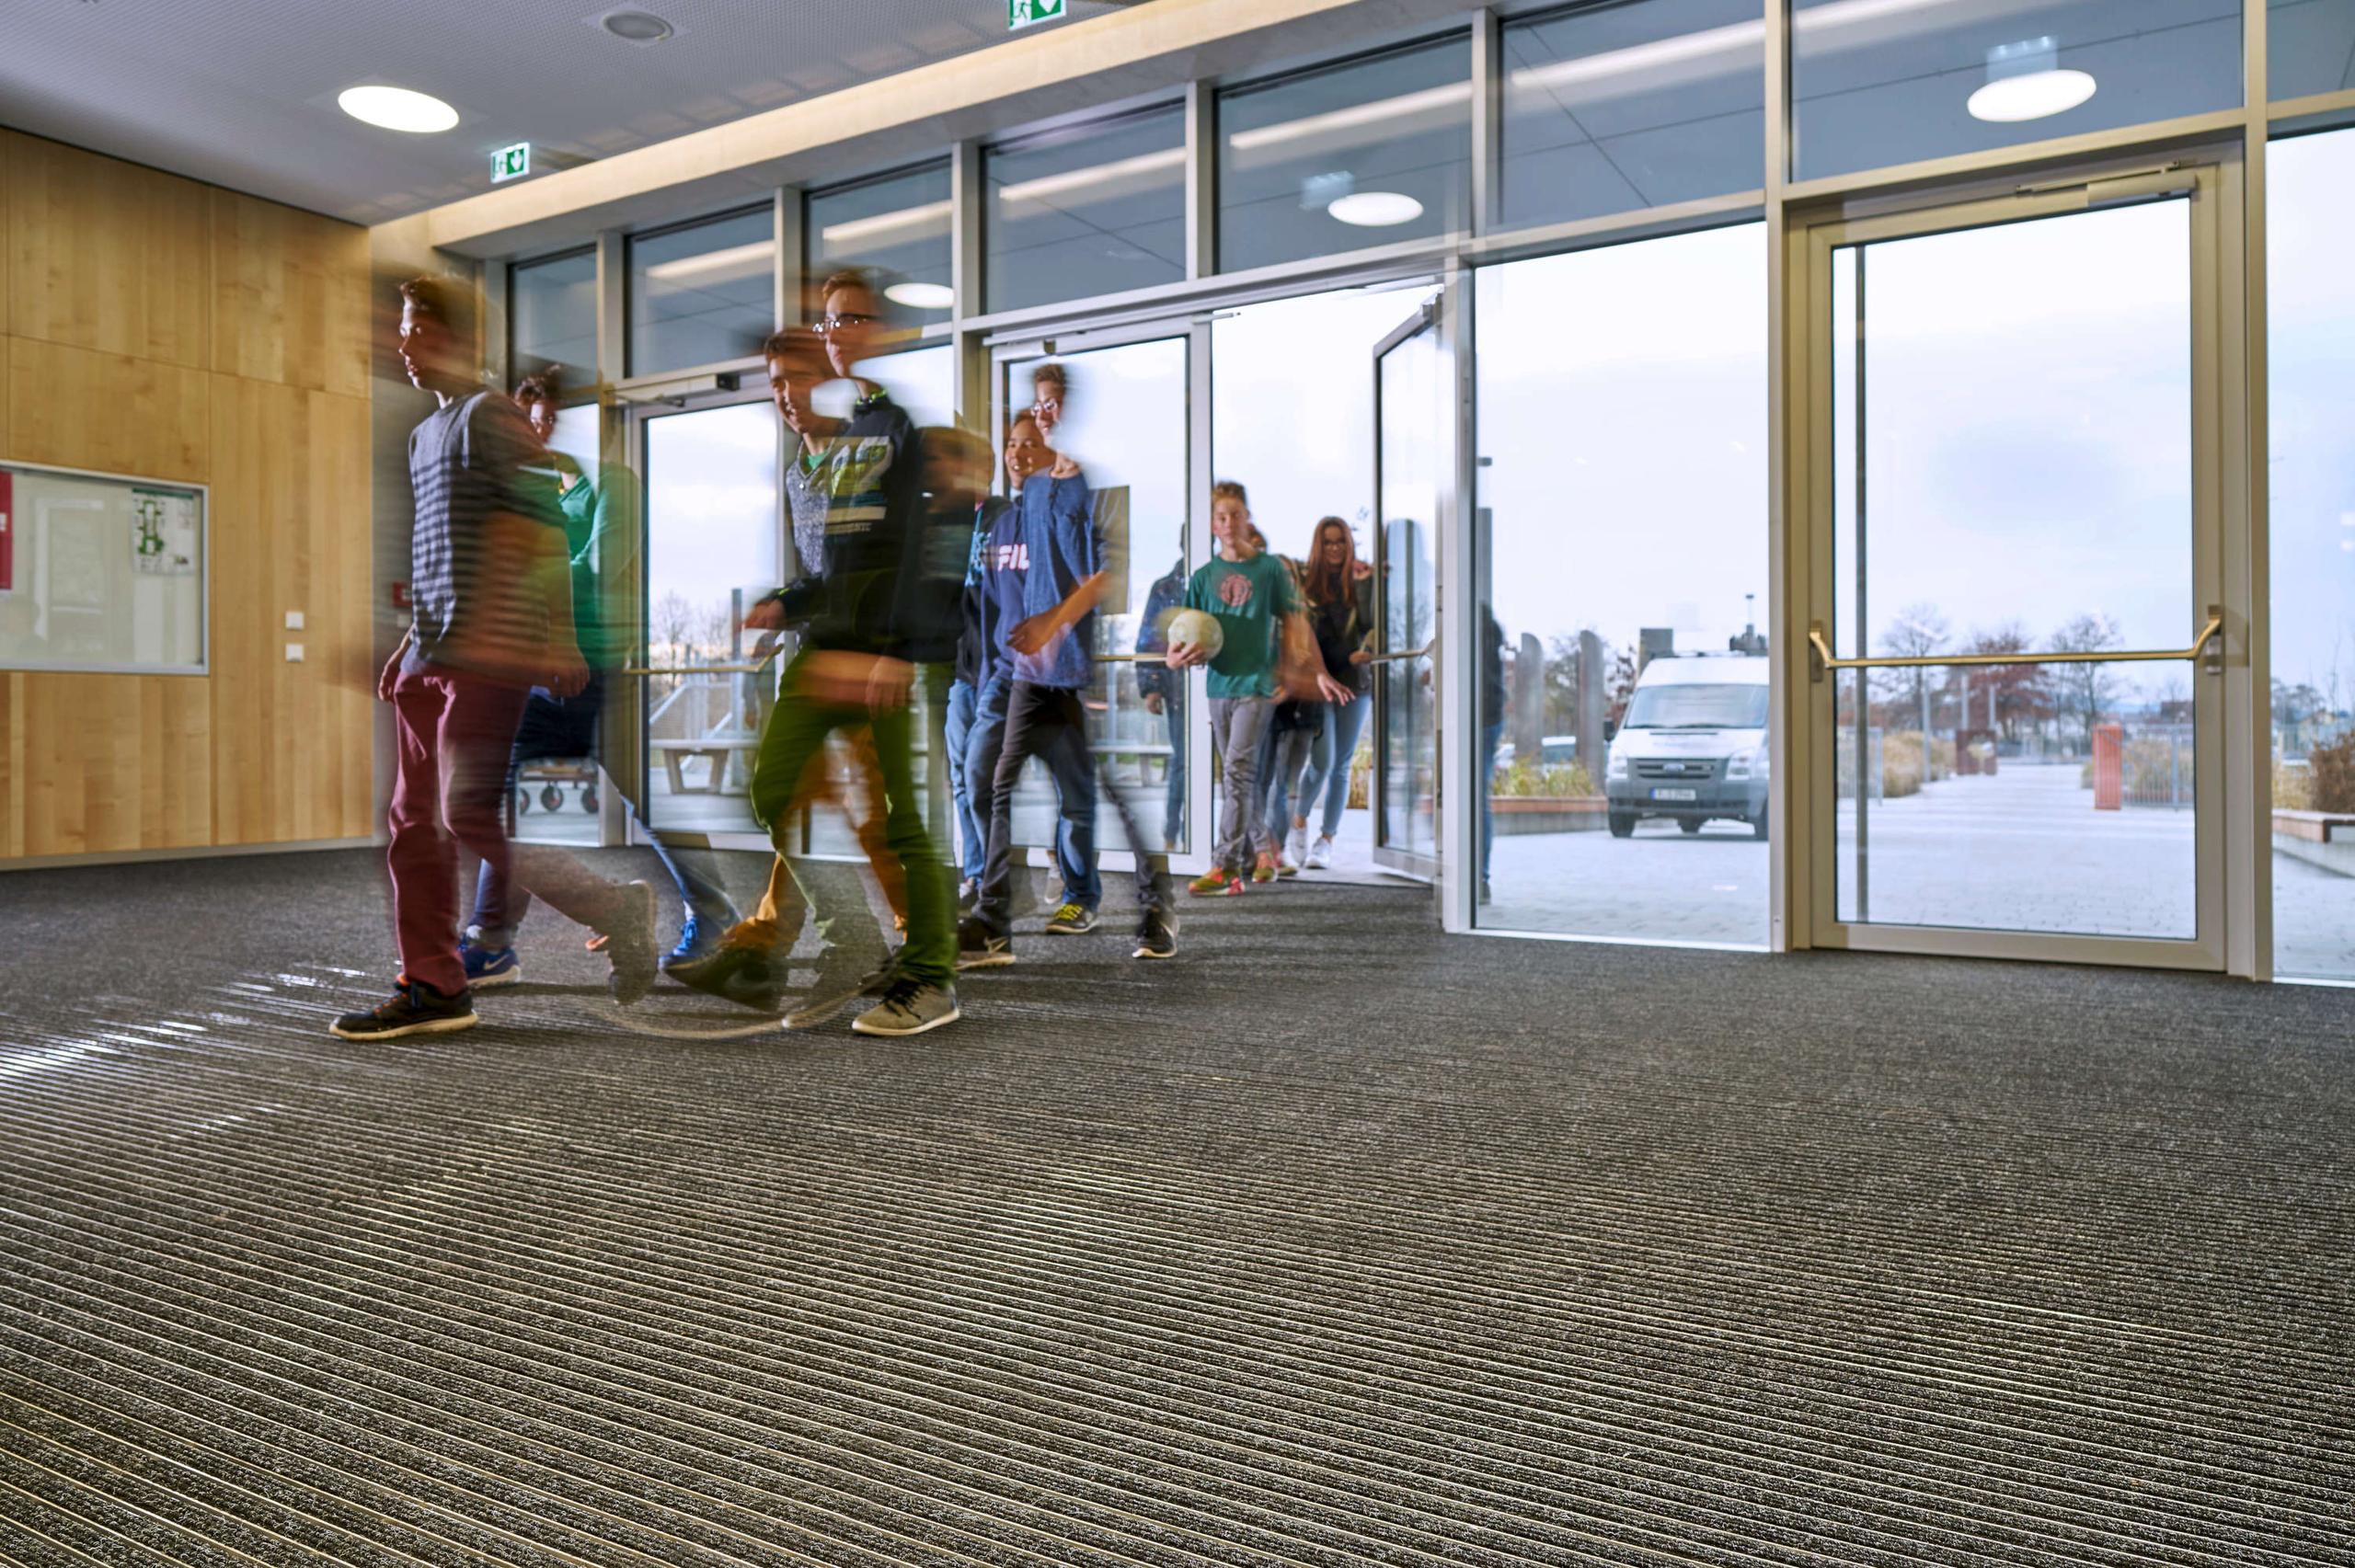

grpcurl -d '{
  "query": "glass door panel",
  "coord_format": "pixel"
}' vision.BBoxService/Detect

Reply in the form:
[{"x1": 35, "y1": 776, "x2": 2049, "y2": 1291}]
[
  {"x1": 1373, "y1": 306, "x2": 1442, "y2": 879},
  {"x1": 640, "y1": 399, "x2": 780, "y2": 840},
  {"x1": 996, "y1": 335, "x2": 1192, "y2": 863},
  {"x1": 1809, "y1": 173, "x2": 2224, "y2": 964}
]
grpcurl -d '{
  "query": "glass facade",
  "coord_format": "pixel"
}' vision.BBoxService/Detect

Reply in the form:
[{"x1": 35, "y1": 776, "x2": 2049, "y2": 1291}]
[
  {"x1": 510, "y1": 248, "x2": 598, "y2": 388},
  {"x1": 1790, "y1": 0, "x2": 2241, "y2": 181},
  {"x1": 489, "y1": 9, "x2": 2351, "y2": 976},
  {"x1": 2268, "y1": 127, "x2": 2355, "y2": 980},
  {"x1": 1499, "y1": 0, "x2": 1765, "y2": 230},
  {"x1": 986, "y1": 108, "x2": 1187, "y2": 313},
  {"x1": 2270, "y1": 1, "x2": 2355, "y2": 99},
  {"x1": 807, "y1": 164, "x2": 954, "y2": 326},
  {"x1": 1475, "y1": 224, "x2": 1767, "y2": 942},
  {"x1": 1218, "y1": 38, "x2": 1471, "y2": 273},
  {"x1": 627, "y1": 208, "x2": 775, "y2": 377}
]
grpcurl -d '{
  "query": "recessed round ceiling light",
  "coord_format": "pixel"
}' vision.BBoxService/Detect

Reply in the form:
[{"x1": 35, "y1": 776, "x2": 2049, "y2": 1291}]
[
  {"x1": 1967, "y1": 68, "x2": 2097, "y2": 122},
  {"x1": 1327, "y1": 191, "x2": 1423, "y2": 227},
  {"x1": 602, "y1": 9, "x2": 675, "y2": 43},
  {"x1": 885, "y1": 281, "x2": 955, "y2": 311},
  {"x1": 338, "y1": 85, "x2": 460, "y2": 133}
]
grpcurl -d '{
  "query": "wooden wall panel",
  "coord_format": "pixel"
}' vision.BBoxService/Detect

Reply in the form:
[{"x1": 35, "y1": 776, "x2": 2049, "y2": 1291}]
[
  {"x1": 208, "y1": 376, "x2": 373, "y2": 845},
  {"x1": 0, "y1": 674, "x2": 21, "y2": 859},
  {"x1": 0, "y1": 134, "x2": 11, "y2": 337},
  {"x1": 6, "y1": 337, "x2": 209, "y2": 483},
  {"x1": 212, "y1": 191, "x2": 372, "y2": 399},
  {"x1": 14, "y1": 673, "x2": 210, "y2": 855},
  {"x1": 6, "y1": 133, "x2": 212, "y2": 369}
]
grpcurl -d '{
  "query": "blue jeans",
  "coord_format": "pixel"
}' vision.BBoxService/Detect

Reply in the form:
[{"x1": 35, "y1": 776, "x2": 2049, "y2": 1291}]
[
  {"x1": 976, "y1": 682, "x2": 1104, "y2": 931},
  {"x1": 944, "y1": 678, "x2": 984, "y2": 882},
  {"x1": 963, "y1": 673, "x2": 1088, "y2": 900},
  {"x1": 1261, "y1": 721, "x2": 1315, "y2": 846},
  {"x1": 1296, "y1": 694, "x2": 1371, "y2": 841},
  {"x1": 1156, "y1": 690, "x2": 1186, "y2": 850}
]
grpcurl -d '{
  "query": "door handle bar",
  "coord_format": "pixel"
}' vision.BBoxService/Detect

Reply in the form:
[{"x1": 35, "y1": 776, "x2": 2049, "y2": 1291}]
[{"x1": 1808, "y1": 612, "x2": 2222, "y2": 681}]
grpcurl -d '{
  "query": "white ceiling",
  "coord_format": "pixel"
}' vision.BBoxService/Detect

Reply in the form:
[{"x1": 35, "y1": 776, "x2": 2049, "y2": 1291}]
[{"x1": 0, "y1": 0, "x2": 1140, "y2": 225}]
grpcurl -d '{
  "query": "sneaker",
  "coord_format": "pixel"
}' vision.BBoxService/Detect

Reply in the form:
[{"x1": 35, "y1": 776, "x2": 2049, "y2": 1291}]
[
  {"x1": 1132, "y1": 910, "x2": 1178, "y2": 960},
  {"x1": 331, "y1": 977, "x2": 477, "y2": 1041},
  {"x1": 956, "y1": 918, "x2": 1017, "y2": 970},
  {"x1": 851, "y1": 976, "x2": 961, "y2": 1036},
  {"x1": 600, "y1": 880, "x2": 661, "y2": 1005},
  {"x1": 461, "y1": 943, "x2": 521, "y2": 988},
  {"x1": 1304, "y1": 835, "x2": 1334, "y2": 871},
  {"x1": 663, "y1": 911, "x2": 733, "y2": 969},
  {"x1": 784, "y1": 947, "x2": 896, "y2": 1030},
  {"x1": 1189, "y1": 870, "x2": 1242, "y2": 898},
  {"x1": 1251, "y1": 855, "x2": 1279, "y2": 885},
  {"x1": 669, "y1": 922, "x2": 790, "y2": 1012},
  {"x1": 1044, "y1": 901, "x2": 1099, "y2": 935},
  {"x1": 1286, "y1": 825, "x2": 1308, "y2": 867},
  {"x1": 958, "y1": 878, "x2": 979, "y2": 912}
]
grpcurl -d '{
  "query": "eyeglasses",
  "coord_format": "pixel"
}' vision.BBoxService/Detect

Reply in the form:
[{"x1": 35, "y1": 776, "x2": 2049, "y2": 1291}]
[{"x1": 814, "y1": 311, "x2": 877, "y2": 335}]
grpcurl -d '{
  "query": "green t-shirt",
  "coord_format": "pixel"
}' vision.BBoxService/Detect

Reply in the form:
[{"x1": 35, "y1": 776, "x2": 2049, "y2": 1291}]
[{"x1": 1183, "y1": 551, "x2": 1301, "y2": 700}]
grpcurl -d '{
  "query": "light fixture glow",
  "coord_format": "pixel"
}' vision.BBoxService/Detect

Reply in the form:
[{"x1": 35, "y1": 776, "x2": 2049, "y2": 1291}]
[
  {"x1": 885, "y1": 281, "x2": 954, "y2": 310},
  {"x1": 1327, "y1": 191, "x2": 1423, "y2": 227},
  {"x1": 338, "y1": 85, "x2": 459, "y2": 133},
  {"x1": 1967, "y1": 67, "x2": 2097, "y2": 121},
  {"x1": 642, "y1": 240, "x2": 774, "y2": 285}
]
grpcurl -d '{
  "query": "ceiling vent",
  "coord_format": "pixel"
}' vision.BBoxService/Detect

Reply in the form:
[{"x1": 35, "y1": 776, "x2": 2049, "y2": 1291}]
[{"x1": 597, "y1": 9, "x2": 675, "y2": 44}]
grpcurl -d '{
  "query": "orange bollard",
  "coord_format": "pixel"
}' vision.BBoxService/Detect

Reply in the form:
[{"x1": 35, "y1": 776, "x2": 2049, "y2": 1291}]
[{"x1": 2092, "y1": 722, "x2": 2123, "y2": 810}]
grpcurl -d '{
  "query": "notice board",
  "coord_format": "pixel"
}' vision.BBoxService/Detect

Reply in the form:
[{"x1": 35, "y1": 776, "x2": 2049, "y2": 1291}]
[{"x1": 0, "y1": 460, "x2": 207, "y2": 673}]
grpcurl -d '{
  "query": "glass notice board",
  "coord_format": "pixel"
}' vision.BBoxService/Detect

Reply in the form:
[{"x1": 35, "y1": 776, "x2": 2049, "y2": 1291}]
[{"x1": 0, "y1": 461, "x2": 207, "y2": 673}]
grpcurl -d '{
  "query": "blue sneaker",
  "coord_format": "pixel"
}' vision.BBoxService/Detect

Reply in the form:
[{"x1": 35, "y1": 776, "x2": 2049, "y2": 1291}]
[
  {"x1": 461, "y1": 943, "x2": 522, "y2": 988},
  {"x1": 664, "y1": 911, "x2": 732, "y2": 969}
]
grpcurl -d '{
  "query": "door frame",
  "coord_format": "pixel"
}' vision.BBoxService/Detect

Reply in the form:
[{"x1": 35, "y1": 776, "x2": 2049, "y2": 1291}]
[
  {"x1": 1368, "y1": 292, "x2": 1453, "y2": 887},
  {"x1": 1782, "y1": 154, "x2": 2250, "y2": 971},
  {"x1": 987, "y1": 315, "x2": 1217, "y2": 879}
]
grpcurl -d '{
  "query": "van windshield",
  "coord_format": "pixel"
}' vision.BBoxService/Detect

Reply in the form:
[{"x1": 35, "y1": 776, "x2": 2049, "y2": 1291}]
[{"x1": 1621, "y1": 682, "x2": 1768, "y2": 730}]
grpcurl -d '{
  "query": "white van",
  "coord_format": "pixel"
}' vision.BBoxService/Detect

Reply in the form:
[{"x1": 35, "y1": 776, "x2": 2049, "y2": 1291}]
[{"x1": 1603, "y1": 654, "x2": 1770, "y2": 840}]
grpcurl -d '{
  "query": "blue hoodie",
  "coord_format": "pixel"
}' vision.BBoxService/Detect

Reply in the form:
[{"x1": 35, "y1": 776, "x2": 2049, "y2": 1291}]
[{"x1": 981, "y1": 470, "x2": 1099, "y2": 690}]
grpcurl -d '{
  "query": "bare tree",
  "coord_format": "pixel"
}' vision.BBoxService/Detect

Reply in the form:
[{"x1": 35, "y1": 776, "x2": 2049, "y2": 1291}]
[
  {"x1": 1958, "y1": 620, "x2": 2051, "y2": 739},
  {"x1": 1878, "y1": 602, "x2": 1948, "y2": 772},
  {"x1": 652, "y1": 592, "x2": 695, "y2": 663},
  {"x1": 2051, "y1": 612, "x2": 2123, "y2": 747}
]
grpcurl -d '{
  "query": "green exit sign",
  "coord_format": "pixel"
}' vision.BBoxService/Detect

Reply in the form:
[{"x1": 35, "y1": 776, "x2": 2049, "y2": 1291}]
[
  {"x1": 490, "y1": 143, "x2": 531, "y2": 183},
  {"x1": 1008, "y1": 0, "x2": 1064, "y2": 29}
]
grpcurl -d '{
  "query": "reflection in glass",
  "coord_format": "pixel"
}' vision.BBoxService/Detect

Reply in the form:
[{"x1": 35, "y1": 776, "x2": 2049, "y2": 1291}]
[
  {"x1": 1474, "y1": 224, "x2": 1767, "y2": 942},
  {"x1": 1001, "y1": 338, "x2": 1191, "y2": 858},
  {"x1": 511, "y1": 249, "x2": 598, "y2": 387},
  {"x1": 628, "y1": 209, "x2": 775, "y2": 378},
  {"x1": 1831, "y1": 200, "x2": 2199, "y2": 939},
  {"x1": 1790, "y1": 0, "x2": 2239, "y2": 182},
  {"x1": 642, "y1": 403, "x2": 778, "y2": 838},
  {"x1": 1499, "y1": 0, "x2": 1763, "y2": 230},
  {"x1": 1218, "y1": 38, "x2": 1471, "y2": 274},
  {"x1": 854, "y1": 344, "x2": 957, "y2": 433},
  {"x1": 1376, "y1": 320, "x2": 1440, "y2": 865},
  {"x1": 987, "y1": 109, "x2": 1186, "y2": 313},
  {"x1": 809, "y1": 165, "x2": 954, "y2": 326},
  {"x1": 2270, "y1": 2, "x2": 2355, "y2": 100},
  {"x1": 2268, "y1": 128, "x2": 2355, "y2": 979}
]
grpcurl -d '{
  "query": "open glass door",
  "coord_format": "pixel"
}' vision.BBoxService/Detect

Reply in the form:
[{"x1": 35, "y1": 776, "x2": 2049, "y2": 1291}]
[
  {"x1": 1372, "y1": 299, "x2": 1449, "y2": 882},
  {"x1": 1799, "y1": 163, "x2": 2236, "y2": 968}
]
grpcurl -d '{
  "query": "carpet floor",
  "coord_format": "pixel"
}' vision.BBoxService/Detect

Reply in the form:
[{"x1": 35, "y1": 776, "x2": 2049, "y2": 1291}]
[{"x1": 0, "y1": 845, "x2": 2349, "y2": 1566}]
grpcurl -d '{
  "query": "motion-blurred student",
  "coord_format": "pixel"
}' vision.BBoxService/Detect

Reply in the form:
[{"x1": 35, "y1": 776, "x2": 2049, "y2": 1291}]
[
  {"x1": 1286, "y1": 516, "x2": 1376, "y2": 872},
  {"x1": 459, "y1": 374, "x2": 741, "y2": 986},
  {"x1": 335, "y1": 277, "x2": 659, "y2": 1042},
  {"x1": 1134, "y1": 557, "x2": 1189, "y2": 850}
]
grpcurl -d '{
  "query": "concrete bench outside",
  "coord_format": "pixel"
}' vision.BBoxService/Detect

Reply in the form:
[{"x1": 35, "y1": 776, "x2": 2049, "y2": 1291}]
[{"x1": 653, "y1": 738, "x2": 758, "y2": 795}]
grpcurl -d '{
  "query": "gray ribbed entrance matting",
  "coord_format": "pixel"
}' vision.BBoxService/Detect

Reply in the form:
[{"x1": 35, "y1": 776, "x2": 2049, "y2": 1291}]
[{"x1": 2, "y1": 847, "x2": 2351, "y2": 1565}]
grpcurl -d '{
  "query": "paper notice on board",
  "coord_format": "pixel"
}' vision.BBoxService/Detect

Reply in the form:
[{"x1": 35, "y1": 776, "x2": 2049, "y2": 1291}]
[{"x1": 131, "y1": 487, "x2": 200, "y2": 577}]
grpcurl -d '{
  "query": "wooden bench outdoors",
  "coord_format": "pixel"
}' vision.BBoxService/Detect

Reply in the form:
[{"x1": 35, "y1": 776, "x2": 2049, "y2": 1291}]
[
  {"x1": 2272, "y1": 809, "x2": 2355, "y2": 843},
  {"x1": 652, "y1": 738, "x2": 759, "y2": 795}
]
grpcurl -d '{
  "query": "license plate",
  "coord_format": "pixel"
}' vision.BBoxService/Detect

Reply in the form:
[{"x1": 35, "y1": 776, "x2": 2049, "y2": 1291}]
[{"x1": 1650, "y1": 787, "x2": 1698, "y2": 801}]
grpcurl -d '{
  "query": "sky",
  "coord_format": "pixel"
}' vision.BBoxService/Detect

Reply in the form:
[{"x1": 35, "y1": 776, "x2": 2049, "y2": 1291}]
[{"x1": 2268, "y1": 127, "x2": 2355, "y2": 708}]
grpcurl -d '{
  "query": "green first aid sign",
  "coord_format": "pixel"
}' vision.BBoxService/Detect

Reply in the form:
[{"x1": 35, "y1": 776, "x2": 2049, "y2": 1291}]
[
  {"x1": 490, "y1": 143, "x2": 531, "y2": 183},
  {"x1": 1008, "y1": 0, "x2": 1065, "y2": 29}
]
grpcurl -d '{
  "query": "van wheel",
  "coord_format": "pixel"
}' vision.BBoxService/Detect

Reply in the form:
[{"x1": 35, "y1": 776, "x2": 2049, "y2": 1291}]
[
  {"x1": 1607, "y1": 811, "x2": 1636, "y2": 839},
  {"x1": 1751, "y1": 816, "x2": 1770, "y2": 841},
  {"x1": 1679, "y1": 818, "x2": 1703, "y2": 836}
]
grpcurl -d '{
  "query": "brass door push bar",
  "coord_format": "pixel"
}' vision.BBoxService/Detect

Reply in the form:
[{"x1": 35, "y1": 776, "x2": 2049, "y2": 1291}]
[{"x1": 1808, "y1": 611, "x2": 2223, "y2": 681}]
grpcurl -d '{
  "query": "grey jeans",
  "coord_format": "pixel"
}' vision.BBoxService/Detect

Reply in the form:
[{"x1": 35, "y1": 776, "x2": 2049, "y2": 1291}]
[{"x1": 1208, "y1": 696, "x2": 1277, "y2": 871}]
